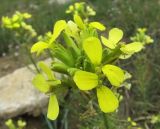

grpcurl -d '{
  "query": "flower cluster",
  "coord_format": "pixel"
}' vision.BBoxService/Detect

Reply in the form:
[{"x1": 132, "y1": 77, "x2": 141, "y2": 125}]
[
  {"x1": 131, "y1": 28, "x2": 153, "y2": 45},
  {"x1": 5, "y1": 119, "x2": 26, "y2": 129},
  {"x1": 66, "y1": 2, "x2": 96, "y2": 21},
  {"x1": 31, "y1": 3, "x2": 152, "y2": 121},
  {"x1": 1, "y1": 11, "x2": 37, "y2": 38}
]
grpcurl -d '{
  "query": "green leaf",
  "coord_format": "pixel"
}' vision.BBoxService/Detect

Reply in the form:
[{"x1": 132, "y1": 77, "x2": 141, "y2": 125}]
[
  {"x1": 120, "y1": 42, "x2": 143, "y2": 55},
  {"x1": 97, "y1": 86, "x2": 119, "y2": 113},
  {"x1": 54, "y1": 44, "x2": 75, "y2": 67},
  {"x1": 89, "y1": 22, "x2": 106, "y2": 31},
  {"x1": 47, "y1": 94, "x2": 59, "y2": 120},
  {"x1": 63, "y1": 32, "x2": 80, "y2": 56},
  {"x1": 32, "y1": 74, "x2": 50, "y2": 93},
  {"x1": 73, "y1": 15, "x2": 85, "y2": 29},
  {"x1": 102, "y1": 65, "x2": 125, "y2": 87},
  {"x1": 73, "y1": 70, "x2": 98, "y2": 90},
  {"x1": 83, "y1": 37, "x2": 102, "y2": 65},
  {"x1": 49, "y1": 20, "x2": 67, "y2": 44},
  {"x1": 31, "y1": 41, "x2": 49, "y2": 55},
  {"x1": 38, "y1": 61, "x2": 55, "y2": 80}
]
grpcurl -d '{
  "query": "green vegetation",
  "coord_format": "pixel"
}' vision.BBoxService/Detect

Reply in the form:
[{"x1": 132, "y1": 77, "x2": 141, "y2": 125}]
[
  {"x1": 5, "y1": 119, "x2": 26, "y2": 129},
  {"x1": 0, "y1": 0, "x2": 160, "y2": 129},
  {"x1": 0, "y1": 0, "x2": 68, "y2": 56},
  {"x1": 30, "y1": 2, "x2": 156, "y2": 129}
]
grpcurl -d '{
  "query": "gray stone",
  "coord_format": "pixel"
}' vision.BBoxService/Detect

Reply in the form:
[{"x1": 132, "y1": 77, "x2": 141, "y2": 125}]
[
  {"x1": 48, "y1": 0, "x2": 70, "y2": 4},
  {"x1": 0, "y1": 59, "x2": 52, "y2": 119}
]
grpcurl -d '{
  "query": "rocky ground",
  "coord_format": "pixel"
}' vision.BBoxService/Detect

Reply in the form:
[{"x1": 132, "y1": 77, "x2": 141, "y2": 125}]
[{"x1": 0, "y1": 55, "x2": 50, "y2": 129}]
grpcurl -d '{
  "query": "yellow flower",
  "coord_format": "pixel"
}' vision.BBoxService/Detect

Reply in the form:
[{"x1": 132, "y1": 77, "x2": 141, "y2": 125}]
[
  {"x1": 101, "y1": 28, "x2": 144, "y2": 59},
  {"x1": 101, "y1": 28, "x2": 123, "y2": 49},
  {"x1": 82, "y1": 36, "x2": 125, "y2": 86},
  {"x1": 120, "y1": 42, "x2": 143, "y2": 55},
  {"x1": 73, "y1": 35, "x2": 126, "y2": 112},
  {"x1": 31, "y1": 20, "x2": 67, "y2": 55},
  {"x1": 32, "y1": 62, "x2": 61, "y2": 120},
  {"x1": 73, "y1": 70, "x2": 119, "y2": 113}
]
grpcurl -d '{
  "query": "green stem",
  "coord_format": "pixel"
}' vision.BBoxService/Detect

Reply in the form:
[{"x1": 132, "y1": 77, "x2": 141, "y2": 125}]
[
  {"x1": 102, "y1": 48, "x2": 122, "y2": 65},
  {"x1": 24, "y1": 45, "x2": 40, "y2": 73},
  {"x1": 102, "y1": 113, "x2": 109, "y2": 129},
  {"x1": 44, "y1": 114, "x2": 55, "y2": 129}
]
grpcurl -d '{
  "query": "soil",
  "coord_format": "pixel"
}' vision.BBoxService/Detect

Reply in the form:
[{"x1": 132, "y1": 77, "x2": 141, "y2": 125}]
[
  {"x1": 0, "y1": 48, "x2": 46, "y2": 77},
  {"x1": 0, "y1": 55, "x2": 26, "y2": 77}
]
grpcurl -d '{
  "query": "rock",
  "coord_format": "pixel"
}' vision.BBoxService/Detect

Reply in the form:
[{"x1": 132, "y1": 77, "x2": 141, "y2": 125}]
[
  {"x1": 48, "y1": 0, "x2": 70, "y2": 4},
  {"x1": 0, "y1": 59, "x2": 52, "y2": 119}
]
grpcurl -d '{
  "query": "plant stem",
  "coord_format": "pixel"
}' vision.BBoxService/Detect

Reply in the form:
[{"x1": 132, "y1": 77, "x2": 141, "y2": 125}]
[
  {"x1": 102, "y1": 48, "x2": 122, "y2": 65},
  {"x1": 24, "y1": 45, "x2": 40, "y2": 73},
  {"x1": 44, "y1": 115, "x2": 55, "y2": 129},
  {"x1": 102, "y1": 113, "x2": 109, "y2": 129}
]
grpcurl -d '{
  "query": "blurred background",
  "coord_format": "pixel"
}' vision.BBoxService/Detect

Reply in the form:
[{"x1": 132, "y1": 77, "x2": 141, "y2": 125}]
[{"x1": 0, "y1": 0, "x2": 160, "y2": 129}]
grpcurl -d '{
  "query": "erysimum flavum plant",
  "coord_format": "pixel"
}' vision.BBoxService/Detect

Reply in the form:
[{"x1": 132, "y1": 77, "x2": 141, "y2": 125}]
[
  {"x1": 1, "y1": 11, "x2": 39, "y2": 71},
  {"x1": 30, "y1": 2, "x2": 153, "y2": 122},
  {"x1": 5, "y1": 119, "x2": 26, "y2": 129},
  {"x1": 1, "y1": 11, "x2": 37, "y2": 41},
  {"x1": 130, "y1": 28, "x2": 154, "y2": 45},
  {"x1": 66, "y1": 2, "x2": 96, "y2": 22}
]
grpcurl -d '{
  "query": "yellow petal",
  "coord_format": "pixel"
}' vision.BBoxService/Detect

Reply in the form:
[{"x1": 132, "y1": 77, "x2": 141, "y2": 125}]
[
  {"x1": 47, "y1": 94, "x2": 59, "y2": 120},
  {"x1": 101, "y1": 36, "x2": 116, "y2": 49},
  {"x1": 120, "y1": 42, "x2": 143, "y2": 55},
  {"x1": 97, "y1": 86, "x2": 119, "y2": 113},
  {"x1": 31, "y1": 41, "x2": 49, "y2": 55},
  {"x1": 89, "y1": 22, "x2": 106, "y2": 31},
  {"x1": 102, "y1": 65, "x2": 125, "y2": 87},
  {"x1": 109, "y1": 28, "x2": 123, "y2": 44},
  {"x1": 66, "y1": 20, "x2": 79, "y2": 36},
  {"x1": 73, "y1": 70, "x2": 98, "y2": 90},
  {"x1": 73, "y1": 15, "x2": 85, "y2": 29},
  {"x1": 83, "y1": 37, "x2": 102, "y2": 65},
  {"x1": 119, "y1": 54, "x2": 132, "y2": 59},
  {"x1": 50, "y1": 20, "x2": 67, "y2": 44},
  {"x1": 38, "y1": 61, "x2": 55, "y2": 80},
  {"x1": 32, "y1": 74, "x2": 50, "y2": 93}
]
